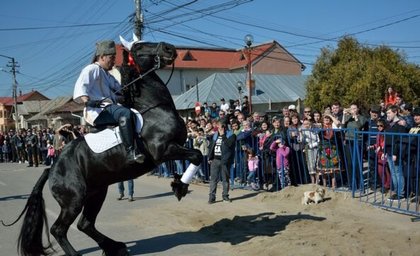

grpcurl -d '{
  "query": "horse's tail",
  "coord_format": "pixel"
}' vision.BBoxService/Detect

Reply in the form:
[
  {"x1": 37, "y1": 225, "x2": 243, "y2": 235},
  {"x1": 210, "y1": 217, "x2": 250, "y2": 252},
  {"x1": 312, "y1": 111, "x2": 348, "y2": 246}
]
[{"x1": 3, "y1": 168, "x2": 54, "y2": 256}]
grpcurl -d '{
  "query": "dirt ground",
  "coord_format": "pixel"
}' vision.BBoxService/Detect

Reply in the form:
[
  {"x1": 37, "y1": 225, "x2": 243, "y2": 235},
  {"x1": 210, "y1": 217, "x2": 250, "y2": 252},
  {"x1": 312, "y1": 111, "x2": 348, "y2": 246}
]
[{"x1": 121, "y1": 178, "x2": 420, "y2": 256}]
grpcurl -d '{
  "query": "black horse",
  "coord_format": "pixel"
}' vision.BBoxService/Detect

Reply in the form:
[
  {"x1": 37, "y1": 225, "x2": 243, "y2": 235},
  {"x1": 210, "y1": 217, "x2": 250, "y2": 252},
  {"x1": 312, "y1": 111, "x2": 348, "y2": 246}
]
[{"x1": 8, "y1": 41, "x2": 203, "y2": 256}]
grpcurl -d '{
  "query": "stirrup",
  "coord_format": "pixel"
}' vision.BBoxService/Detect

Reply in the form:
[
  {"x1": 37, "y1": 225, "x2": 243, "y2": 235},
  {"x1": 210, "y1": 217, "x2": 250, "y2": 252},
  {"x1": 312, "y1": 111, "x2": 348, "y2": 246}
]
[
  {"x1": 127, "y1": 148, "x2": 144, "y2": 164},
  {"x1": 133, "y1": 153, "x2": 145, "y2": 164}
]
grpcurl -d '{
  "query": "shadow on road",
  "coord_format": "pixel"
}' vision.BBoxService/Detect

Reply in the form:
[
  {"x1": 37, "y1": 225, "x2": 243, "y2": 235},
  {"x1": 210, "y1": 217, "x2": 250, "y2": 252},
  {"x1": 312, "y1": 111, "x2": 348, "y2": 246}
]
[
  {"x1": 133, "y1": 191, "x2": 175, "y2": 201},
  {"x1": 0, "y1": 194, "x2": 29, "y2": 202},
  {"x1": 231, "y1": 192, "x2": 259, "y2": 202},
  {"x1": 78, "y1": 212, "x2": 326, "y2": 255}
]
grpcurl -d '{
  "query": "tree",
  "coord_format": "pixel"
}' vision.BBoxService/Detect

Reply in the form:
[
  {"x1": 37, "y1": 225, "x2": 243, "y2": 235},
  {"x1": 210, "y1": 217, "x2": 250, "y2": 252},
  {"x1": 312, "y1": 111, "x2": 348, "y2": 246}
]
[{"x1": 305, "y1": 36, "x2": 420, "y2": 111}]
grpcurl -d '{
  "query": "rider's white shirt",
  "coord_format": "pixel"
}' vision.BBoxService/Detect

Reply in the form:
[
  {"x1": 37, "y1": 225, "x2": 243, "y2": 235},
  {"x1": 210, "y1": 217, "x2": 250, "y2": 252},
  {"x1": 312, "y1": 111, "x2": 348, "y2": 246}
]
[{"x1": 73, "y1": 63, "x2": 121, "y2": 123}]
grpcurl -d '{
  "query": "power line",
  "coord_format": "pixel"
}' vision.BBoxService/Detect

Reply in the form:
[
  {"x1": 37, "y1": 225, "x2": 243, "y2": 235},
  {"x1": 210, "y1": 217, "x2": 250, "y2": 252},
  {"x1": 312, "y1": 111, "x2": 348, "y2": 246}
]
[{"x1": 0, "y1": 21, "x2": 122, "y2": 31}]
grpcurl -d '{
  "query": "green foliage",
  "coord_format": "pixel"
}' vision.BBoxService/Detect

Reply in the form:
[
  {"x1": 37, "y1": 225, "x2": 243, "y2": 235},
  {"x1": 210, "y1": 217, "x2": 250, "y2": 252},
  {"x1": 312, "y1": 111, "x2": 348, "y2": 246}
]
[{"x1": 305, "y1": 36, "x2": 420, "y2": 111}]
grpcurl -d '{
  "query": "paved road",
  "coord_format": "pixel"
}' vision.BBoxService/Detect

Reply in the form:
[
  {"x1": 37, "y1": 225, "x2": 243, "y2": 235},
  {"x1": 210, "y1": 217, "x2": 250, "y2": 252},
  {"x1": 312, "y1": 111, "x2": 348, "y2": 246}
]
[{"x1": 0, "y1": 162, "x2": 239, "y2": 256}]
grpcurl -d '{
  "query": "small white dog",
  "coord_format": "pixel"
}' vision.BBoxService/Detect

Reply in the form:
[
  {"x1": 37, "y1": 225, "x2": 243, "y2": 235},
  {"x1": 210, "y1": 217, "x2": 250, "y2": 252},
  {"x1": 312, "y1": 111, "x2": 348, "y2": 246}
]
[{"x1": 302, "y1": 187, "x2": 326, "y2": 205}]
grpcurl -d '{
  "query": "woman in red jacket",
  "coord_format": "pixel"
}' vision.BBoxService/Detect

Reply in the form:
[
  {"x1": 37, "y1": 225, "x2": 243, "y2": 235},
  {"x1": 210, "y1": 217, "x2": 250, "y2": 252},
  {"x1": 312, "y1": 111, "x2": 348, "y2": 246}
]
[{"x1": 384, "y1": 87, "x2": 397, "y2": 107}]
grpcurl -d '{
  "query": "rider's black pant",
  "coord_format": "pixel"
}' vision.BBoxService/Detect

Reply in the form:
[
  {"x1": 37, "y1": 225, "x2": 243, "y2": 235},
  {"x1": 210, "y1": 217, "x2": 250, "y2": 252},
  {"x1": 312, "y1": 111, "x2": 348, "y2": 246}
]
[{"x1": 95, "y1": 104, "x2": 136, "y2": 149}]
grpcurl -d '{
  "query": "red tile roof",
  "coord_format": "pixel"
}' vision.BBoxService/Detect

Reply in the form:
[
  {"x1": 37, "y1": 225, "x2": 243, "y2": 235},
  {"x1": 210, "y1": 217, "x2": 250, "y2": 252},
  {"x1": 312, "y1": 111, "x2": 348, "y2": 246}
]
[
  {"x1": 173, "y1": 42, "x2": 274, "y2": 70},
  {"x1": 115, "y1": 41, "x2": 278, "y2": 70},
  {"x1": 0, "y1": 91, "x2": 49, "y2": 106}
]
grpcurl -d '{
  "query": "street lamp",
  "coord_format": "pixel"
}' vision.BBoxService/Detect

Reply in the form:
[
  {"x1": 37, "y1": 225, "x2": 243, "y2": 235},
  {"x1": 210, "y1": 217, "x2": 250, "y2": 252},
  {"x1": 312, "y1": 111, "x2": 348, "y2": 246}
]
[
  {"x1": 0, "y1": 54, "x2": 19, "y2": 130},
  {"x1": 237, "y1": 81, "x2": 243, "y2": 106},
  {"x1": 244, "y1": 34, "x2": 254, "y2": 114},
  {"x1": 237, "y1": 81, "x2": 243, "y2": 97}
]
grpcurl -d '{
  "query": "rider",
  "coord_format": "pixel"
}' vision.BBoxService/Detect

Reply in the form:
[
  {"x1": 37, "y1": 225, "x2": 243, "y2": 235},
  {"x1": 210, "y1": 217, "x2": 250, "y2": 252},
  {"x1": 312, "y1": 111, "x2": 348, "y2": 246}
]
[{"x1": 73, "y1": 40, "x2": 144, "y2": 163}]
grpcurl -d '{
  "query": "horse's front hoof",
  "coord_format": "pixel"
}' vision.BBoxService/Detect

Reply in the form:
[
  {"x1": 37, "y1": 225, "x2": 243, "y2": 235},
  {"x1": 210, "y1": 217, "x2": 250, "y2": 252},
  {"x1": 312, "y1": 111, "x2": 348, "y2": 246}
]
[
  {"x1": 102, "y1": 241, "x2": 129, "y2": 256},
  {"x1": 171, "y1": 175, "x2": 189, "y2": 201},
  {"x1": 102, "y1": 248, "x2": 129, "y2": 256}
]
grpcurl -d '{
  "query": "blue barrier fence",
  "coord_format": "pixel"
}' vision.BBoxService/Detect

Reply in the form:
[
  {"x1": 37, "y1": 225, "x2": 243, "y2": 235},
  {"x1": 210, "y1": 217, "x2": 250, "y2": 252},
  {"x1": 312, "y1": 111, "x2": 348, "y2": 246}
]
[{"x1": 153, "y1": 128, "x2": 419, "y2": 217}]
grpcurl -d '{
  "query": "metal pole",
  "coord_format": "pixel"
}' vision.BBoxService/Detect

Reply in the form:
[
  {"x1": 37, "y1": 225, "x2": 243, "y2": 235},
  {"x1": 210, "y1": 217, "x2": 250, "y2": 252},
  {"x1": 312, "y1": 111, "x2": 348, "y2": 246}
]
[
  {"x1": 247, "y1": 47, "x2": 252, "y2": 114},
  {"x1": 195, "y1": 77, "x2": 199, "y2": 102},
  {"x1": 0, "y1": 54, "x2": 19, "y2": 130},
  {"x1": 134, "y1": 0, "x2": 143, "y2": 40},
  {"x1": 11, "y1": 58, "x2": 18, "y2": 130}
]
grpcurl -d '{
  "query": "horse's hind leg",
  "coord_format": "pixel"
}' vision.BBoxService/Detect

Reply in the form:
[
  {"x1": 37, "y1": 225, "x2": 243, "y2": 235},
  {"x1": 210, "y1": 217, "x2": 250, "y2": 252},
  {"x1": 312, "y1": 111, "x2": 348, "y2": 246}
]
[
  {"x1": 50, "y1": 197, "x2": 84, "y2": 256},
  {"x1": 77, "y1": 187, "x2": 129, "y2": 256}
]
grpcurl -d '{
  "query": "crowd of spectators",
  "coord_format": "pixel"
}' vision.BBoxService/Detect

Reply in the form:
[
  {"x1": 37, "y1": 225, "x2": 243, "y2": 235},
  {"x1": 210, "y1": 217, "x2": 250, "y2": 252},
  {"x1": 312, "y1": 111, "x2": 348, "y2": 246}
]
[
  {"x1": 1, "y1": 86, "x2": 418, "y2": 204},
  {"x1": 0, "y1": 125, "x2": 87, "y2": 167},
  {"x1": 179, "y1": 91, "x2": 419, "y2": 203}
]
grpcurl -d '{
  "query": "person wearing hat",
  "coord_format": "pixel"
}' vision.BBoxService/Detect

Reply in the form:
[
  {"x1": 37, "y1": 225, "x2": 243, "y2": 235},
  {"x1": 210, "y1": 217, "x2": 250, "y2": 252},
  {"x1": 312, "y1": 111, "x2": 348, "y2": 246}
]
[
  {"x1": 73, "y1": 40, "x2": 144, "y2": 163},
  {"x1": 288, "y1": 104, "x2": 296, "y2": 112}
]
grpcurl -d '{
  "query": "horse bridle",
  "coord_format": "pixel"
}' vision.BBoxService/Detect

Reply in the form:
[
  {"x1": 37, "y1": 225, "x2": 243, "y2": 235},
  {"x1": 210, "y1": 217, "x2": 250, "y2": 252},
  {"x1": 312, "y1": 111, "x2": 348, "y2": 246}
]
[
  {"x1": 119, "y1": 42, "x2": 176, "y2": 92},
  {"x1": 124, "y1": 43, "x2": 176, "y2": 115}
]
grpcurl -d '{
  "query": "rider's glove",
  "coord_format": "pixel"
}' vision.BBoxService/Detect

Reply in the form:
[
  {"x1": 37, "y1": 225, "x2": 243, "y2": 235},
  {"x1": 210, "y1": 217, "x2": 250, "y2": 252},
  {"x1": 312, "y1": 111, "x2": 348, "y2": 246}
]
[{"x1": 85, "y1": 100, "x2": 103, "y2": 108}]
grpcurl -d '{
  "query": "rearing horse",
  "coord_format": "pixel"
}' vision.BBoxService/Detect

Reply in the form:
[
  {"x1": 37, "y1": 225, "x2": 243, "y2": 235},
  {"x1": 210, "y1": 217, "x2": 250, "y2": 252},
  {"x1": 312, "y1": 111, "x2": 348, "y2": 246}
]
[{"x1": 8, "y1": 40, "x2": 203, "y2": 256}]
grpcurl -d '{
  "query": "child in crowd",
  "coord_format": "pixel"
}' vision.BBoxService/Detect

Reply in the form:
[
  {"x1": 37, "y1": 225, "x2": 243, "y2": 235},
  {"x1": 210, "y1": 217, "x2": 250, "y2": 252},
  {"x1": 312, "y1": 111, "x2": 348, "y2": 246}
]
[
  {"x1": 300, "y1": 118, "x2": 320, "y2": 185},
  {"x1": 46, "y1": 140, "x2": 55, "y2": 166},
  {"x1": 270, "y1": 137, "x2": 291, "y2": 189},
  {"x1": 246, "y1": 149, "x2": 259, "y2": 190}
]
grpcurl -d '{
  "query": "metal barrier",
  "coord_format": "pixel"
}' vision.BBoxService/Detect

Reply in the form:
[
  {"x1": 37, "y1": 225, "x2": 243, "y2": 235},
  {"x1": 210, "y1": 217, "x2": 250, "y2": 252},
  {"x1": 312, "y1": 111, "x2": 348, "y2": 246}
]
[
  {"x1": 353, "y1": 130, "x2": 420, "y2": 217},
  {"x1": 153, "y1": 128, "x2": 419, "y2": 217}
]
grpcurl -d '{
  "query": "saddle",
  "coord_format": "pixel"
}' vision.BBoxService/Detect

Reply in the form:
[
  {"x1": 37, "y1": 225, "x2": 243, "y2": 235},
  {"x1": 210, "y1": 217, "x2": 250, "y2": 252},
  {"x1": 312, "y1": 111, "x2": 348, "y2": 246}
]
[{"x1": 84, "y1": 109, "x2": 143, "y2": 154}]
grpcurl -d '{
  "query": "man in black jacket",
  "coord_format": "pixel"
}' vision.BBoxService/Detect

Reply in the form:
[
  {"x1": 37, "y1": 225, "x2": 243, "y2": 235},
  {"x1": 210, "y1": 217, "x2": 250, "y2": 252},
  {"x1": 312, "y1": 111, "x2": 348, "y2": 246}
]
[
  {"x1": 404, "y1": 107, "x2": 420, "y2": 200},
  {"x1": 25, "y1": 129, "x2": 39, "y2": 167},
  {"x1": 384, "y1": 105, "x2": 408, "y2": 200},
  {"x1": 207, "y1": 120, "x2": 236, "y2": 203}
]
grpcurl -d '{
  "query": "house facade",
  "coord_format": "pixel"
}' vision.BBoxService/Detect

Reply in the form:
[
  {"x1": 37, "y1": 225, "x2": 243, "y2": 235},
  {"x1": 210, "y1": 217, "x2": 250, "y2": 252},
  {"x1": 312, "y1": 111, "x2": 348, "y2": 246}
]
[
  {"x1": 115, "y1": 40, "x2": 305, "y2": 96},
  {"x1": 6, "y1": 40, "x2": 305, "y2": 130},
  {"x1": 0, "y1": 91, "x2": 49, "y2": 131}
]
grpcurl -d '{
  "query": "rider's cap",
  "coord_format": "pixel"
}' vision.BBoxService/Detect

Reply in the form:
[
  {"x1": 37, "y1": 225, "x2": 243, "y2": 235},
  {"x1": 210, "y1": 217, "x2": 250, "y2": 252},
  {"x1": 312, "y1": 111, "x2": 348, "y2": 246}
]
[{"x1": 95, "y1": 40, "x2": 116, "y2": 56}]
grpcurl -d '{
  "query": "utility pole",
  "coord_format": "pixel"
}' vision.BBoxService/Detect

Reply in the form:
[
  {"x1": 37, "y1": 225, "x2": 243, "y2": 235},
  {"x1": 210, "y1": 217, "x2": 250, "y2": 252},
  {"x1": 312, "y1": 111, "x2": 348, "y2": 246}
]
[
  {"x1": 134, "y1": 0, "x2": 143, "y2": 40},
  {"x1": 11, "y1": 58, "x2": 18, "y2": 131},
  {"x1": 0, "y1": 54, "x2": 19, "y2": 130},
  {"x1": 195, "y1": 77, "x2": 199, "y2": 102},
  {"x1": 244, "y1": 34, "x2": 254, "y2": 114}
]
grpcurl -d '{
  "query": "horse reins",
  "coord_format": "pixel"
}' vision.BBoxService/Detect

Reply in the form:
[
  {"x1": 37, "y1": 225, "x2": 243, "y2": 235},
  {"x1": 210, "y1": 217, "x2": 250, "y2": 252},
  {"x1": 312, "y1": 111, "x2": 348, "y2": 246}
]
[
  {"x1": 116, "y1": 55, "x2": 162, "y2": 94},
  {"x1": 113, "y1": 42, "x2": 176, "y2": 94},
  {"x1": 99, "y1": 42, "x2": 176, "y2": 115}
]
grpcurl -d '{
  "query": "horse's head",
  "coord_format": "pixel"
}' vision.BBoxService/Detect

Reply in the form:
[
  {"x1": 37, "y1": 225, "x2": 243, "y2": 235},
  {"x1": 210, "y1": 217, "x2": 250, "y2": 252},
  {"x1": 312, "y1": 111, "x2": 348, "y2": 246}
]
[{"x1": 120, "y1": 35, "x2": 177, "y2": 72}]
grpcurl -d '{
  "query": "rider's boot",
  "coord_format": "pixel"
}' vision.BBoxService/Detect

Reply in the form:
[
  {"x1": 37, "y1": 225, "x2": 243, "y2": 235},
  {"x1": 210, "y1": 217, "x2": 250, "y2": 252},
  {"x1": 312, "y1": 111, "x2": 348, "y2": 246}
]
[
  {"x1": 119, "y1": 116, "x2": 145, "y2": 164},
  {"x1": 126, "y1": 146, "x2": 145, "y2": 164}
]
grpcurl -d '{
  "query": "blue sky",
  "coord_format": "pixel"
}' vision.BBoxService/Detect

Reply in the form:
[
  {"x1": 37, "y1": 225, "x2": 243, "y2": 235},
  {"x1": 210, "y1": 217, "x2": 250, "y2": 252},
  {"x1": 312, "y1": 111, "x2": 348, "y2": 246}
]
[{"x1": 1, "y1": 0, "x2": 420, "y2": 98}]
